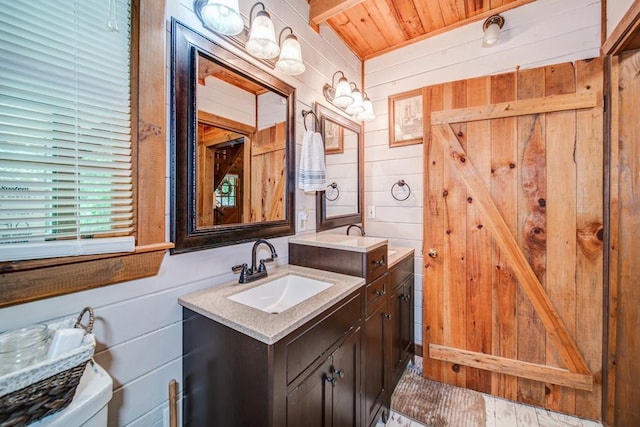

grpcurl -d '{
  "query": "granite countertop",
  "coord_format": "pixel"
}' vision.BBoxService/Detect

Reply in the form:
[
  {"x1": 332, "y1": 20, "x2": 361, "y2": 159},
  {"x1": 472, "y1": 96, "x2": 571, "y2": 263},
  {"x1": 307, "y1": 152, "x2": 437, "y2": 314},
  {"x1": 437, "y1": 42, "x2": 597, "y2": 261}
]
[
  {"x1": 288, "y1": 233, "x2": 388, "y2": 253},
  {"x1": 178, "y1": 265, "x2": 365, "y2": 345},
  {"x1": 387, "y1": 246, "x2": 414, "y2": 268}
]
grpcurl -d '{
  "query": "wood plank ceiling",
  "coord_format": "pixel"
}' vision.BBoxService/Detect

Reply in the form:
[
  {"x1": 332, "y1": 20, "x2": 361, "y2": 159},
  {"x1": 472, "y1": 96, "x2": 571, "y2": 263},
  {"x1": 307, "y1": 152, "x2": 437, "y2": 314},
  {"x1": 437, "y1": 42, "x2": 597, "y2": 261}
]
[{"x1": 309, "y1": 0, "x2": 536, "y2": 60}]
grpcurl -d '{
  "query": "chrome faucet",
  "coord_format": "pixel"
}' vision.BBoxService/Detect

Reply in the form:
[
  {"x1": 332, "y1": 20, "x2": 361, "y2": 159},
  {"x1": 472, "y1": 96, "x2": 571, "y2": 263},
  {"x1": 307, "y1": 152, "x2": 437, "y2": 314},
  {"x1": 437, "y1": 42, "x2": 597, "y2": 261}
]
[
  {"x1": 232, "y1": 239, "x2": 278, "y2": 284},
  {"x1": 346, "y1": 224, "x2": 365, "y2": 236}
]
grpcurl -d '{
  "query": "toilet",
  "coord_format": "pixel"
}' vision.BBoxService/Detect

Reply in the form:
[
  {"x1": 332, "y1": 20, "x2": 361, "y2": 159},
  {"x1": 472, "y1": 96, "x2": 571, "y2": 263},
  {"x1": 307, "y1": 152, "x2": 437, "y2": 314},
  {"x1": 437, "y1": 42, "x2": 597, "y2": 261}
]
[{"x1": 31, "y1": 361, "x2": 112, "y2": 427}]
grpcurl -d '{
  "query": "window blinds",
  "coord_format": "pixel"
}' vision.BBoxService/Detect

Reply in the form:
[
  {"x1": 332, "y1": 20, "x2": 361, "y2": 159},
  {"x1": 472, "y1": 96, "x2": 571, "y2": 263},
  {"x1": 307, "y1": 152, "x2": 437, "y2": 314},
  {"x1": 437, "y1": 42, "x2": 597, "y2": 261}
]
[{"x1": 0, "y1": 0, "x2": 135, "y2": 262}]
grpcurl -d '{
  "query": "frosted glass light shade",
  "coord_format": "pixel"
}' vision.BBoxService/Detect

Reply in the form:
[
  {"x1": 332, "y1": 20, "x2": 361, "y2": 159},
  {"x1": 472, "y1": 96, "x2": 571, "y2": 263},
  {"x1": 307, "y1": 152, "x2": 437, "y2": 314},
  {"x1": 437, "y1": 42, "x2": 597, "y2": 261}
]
[
  {"x1": 199, "y1": 0, "x2": 244, "y2": 36},
  {"x1": 482, "y1": 22, "x2": 501, "y2": 47},
  {"x1": 276, "y1": 34, "x2": 305, "y2": 75},
  {"x1": 357, "y1": 96, "x2": 375, "y2": 121},
  {"x1": 333, "y1": 77, "x2": 353, "y2": 107},
  {"x1": 345, "y1": 88, "x2": 364, "y2": 115},
  {"x1": 246, "y1": 11, "x2": 279, "y2": 59}
]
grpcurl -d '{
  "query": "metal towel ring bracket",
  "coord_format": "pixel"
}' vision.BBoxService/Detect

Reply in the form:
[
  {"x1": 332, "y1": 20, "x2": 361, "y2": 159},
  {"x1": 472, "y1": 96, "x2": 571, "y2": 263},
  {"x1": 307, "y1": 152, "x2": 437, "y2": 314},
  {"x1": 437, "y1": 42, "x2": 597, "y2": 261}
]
[
  {"x1": 301, "y1": 109, "x2": 319, "y2": 132},
  {"x1": 391, "y1": 179, "x2": 411, "y2": 201},
  {"x1": 325, "y1": 182, "x2": 340, "y2": 201}
]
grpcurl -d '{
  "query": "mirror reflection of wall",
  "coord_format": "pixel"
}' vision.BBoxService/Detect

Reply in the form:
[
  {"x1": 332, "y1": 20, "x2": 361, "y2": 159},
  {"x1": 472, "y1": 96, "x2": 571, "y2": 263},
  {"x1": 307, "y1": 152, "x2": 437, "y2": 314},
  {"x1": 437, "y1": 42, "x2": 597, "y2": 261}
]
[
  {"x1": 325, "y1": 126, "x2": 358, "y2": 218},
  {"x1": 195, "y1": 52, "x2": 286, "y2": 229}
]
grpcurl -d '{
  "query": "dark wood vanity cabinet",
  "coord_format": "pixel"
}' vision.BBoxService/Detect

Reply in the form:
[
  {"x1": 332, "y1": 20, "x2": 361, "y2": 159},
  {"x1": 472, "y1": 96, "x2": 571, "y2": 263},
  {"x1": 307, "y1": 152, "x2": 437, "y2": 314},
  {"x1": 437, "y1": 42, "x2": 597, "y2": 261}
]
[
  {"x1": 182, "y1": 289, "x2": 363, "y2": 427},
  {"x1": 289, "y1": 243, "x2": 414, "y2": 427}
]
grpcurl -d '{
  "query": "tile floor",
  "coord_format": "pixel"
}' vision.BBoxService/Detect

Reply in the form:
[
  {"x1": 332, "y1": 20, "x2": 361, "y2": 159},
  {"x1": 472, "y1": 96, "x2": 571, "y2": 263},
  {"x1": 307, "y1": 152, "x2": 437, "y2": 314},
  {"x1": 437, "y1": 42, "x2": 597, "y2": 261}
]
[{"x1": 382, "y1": 393, "x2": 603, "y2": 427}]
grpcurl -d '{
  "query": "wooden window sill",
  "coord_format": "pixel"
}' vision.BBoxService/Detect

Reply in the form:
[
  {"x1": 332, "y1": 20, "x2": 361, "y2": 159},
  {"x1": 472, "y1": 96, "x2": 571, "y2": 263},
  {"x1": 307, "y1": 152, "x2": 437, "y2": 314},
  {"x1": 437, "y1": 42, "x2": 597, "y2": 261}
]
[{"x1": 0, "y1": 243, "x2": 173, "y2": 308}]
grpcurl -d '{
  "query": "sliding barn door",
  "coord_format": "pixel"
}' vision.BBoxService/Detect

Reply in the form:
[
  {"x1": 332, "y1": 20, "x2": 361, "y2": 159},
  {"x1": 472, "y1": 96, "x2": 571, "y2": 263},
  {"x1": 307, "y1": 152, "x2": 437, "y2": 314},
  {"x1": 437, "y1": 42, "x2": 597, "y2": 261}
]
[{"x1": 423, "y1": 58, "x2": 603, "y2": 419}]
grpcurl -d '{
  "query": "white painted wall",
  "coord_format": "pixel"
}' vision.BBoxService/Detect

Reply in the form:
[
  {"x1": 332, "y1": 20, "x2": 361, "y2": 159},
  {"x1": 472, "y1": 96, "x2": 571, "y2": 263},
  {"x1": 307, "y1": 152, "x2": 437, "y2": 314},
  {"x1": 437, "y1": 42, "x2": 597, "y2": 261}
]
[
  {"x1": 0, "y1": 0, "x2": 360, "y2": 426},
  {"x1": 362, "y1": 0, "x2": 602, "y2": 347},
  {"x1": 198, "y1": 77, "x2": 256, "y2": 126},
  {"x1": 607, "y1": 0, "x2": 634, "y2": 37}
]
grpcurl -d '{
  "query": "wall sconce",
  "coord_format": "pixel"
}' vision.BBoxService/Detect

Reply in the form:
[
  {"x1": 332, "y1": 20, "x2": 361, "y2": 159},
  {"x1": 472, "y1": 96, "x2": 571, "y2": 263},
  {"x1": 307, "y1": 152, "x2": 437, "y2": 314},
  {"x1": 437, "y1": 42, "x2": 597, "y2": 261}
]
[
  {"x1": 344, "y1": 83, "x2": 364, "y2": 115},
  {"x1": 195, "y1": 0, "x2": 244, "y2": 36},
  {"x1": 275, "y1": 27, "x2": 305, "y2": 75},
  {"x1": 246, "y1": 2, "x2": 279, "y2": 59},
  {"x1": 356, "y1": 93, "x2": 375, "y2": 122},
  {"x1": 323, "y1": 71, "x2": 353, "y2": 108},
  {"x1": 323, "y1": 71, "x2": 375, "y2": 121},
  {"x1": 482, "y1": 14, "x2": 504, "y2": 48}
]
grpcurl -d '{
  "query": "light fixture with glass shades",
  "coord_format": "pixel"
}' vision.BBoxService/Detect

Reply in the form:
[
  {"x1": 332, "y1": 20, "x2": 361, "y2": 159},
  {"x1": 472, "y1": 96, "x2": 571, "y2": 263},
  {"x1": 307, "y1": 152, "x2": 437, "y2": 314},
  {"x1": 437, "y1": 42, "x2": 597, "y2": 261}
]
[
  {"x1": 344, "y1": 83, "x2": 365, "y2": 115},
  {"x1": 323, "y1": 71, "x2": 375, "y2": 122},
  {"x1": 356, "y1": 93, "x2": 375, "y2": 122},
  {"x1": 275, "y1": 27, "x2": 305, "y2": 75},
  {"x1": 194, "y1": 0, "x2": 306, "y2": 76},
  {"x1": 194, "y1": 0, "x2": 244, "y2": 36},
  {"x1": 323, "y1": 71, "x2": 353, "y2": 108},
  {"x1": 482, "y1": 14, "x2": 504, "y2": 48},
  {"x1": 245, "y1": 2, "x2": 279, "y2": 59}
]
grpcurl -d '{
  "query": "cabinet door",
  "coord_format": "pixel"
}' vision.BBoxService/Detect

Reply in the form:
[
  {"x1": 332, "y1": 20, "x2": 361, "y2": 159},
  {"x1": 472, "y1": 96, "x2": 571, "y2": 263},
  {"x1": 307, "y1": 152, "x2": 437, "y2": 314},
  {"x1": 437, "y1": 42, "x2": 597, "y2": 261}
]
[
  {"x1": 362, "y1": 305, "x2": 389, "y2": 426},
  {"x1": 331, "y1": 329, "x2": 361, "y2": 427},
  {"x1": 287, "y1": 357, "x2": 333, "y2": 427},
  {"x1": 389, "y1": 277, "x2": 414, "y2": 389}
]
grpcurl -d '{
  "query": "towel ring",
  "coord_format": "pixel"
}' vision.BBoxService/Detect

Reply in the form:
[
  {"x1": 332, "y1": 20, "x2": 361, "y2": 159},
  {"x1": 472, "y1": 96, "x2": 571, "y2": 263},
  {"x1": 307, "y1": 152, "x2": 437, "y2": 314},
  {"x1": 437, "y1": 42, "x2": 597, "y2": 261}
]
[
  {"x1": 391, "y1": 179, "x2": 411, "y2": 201},
  {"x1": 301, "y1": 109, "x2": 319, "y2": 132},
  {"x1": 325, "y1": 182, "x2": 340, "y2": 201}
]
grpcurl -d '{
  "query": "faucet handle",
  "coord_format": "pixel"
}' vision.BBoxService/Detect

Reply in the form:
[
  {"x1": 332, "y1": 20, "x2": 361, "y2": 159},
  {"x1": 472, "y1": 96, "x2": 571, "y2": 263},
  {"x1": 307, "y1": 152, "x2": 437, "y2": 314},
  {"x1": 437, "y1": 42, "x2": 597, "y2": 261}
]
[
  {"x1": 232, "y1": 263, "x2": 247, "y2": 274},
  {"x1": 257, "y1": 258, "x2": 274, "y2": 273},
  {"x1": 232, "y1": 263, "x2": 249, "y2": 283}
]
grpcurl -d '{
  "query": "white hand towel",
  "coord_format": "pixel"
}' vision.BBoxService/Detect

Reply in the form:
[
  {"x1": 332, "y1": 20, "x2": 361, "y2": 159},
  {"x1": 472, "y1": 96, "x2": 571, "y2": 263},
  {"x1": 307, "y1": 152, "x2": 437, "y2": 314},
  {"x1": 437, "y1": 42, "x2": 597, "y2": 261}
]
[{"x1": 298, "y1": 130, "x2": 327, "y2": 192}]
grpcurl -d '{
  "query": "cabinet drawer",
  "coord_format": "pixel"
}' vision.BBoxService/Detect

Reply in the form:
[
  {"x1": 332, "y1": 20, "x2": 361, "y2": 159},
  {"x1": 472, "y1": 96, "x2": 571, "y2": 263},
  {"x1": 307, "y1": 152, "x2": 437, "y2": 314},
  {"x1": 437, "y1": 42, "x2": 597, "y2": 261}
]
[
  {"x1": 365, "y1": 245, "x2": 388, "y2": 282},
  {"x1": 365, "y1": 273, "x2": 388, "y2": 317},
  {"x1": 285, "y1": 291, "x2": 362, "y2": 385},
  {"x1": 390, "y1": 255, "x2": 413, "y2": 292}
]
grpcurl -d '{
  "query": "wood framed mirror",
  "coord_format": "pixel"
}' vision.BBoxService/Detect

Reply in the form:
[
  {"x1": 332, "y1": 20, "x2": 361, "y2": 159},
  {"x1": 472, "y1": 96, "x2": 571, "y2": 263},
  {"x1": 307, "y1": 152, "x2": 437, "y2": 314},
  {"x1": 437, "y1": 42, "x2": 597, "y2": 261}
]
[
  {"x1": 170, "y1": 20, "x2": 296, "y2": 253},
  {"x1": 315, "y1": 104, "x2": 363, "y2": 231}
]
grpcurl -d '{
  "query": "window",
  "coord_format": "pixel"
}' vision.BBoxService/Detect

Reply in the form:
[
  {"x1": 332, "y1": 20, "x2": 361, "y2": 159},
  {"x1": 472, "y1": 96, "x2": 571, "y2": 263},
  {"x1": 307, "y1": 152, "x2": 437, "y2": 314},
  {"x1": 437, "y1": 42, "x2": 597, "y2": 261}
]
[
  {"x1": 216, "y1": 175, "x2": 238, "y2": 208},
  {"x1": 0, "y1": 0, "x2": 171, "y2": 307},
  {"x1": 0, "y1": 0, "x2": 134, "y2": 261}
]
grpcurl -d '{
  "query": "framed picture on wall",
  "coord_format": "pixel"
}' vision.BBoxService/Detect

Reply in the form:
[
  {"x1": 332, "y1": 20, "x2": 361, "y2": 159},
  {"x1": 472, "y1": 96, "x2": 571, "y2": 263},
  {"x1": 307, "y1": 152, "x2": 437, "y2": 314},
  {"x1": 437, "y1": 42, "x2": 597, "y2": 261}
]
[
  {"x1": 324, "y1": 119, "x2": 344, "y2": 154},
  {"x1": 388, "y1": 89, "x2": 423, "y2": 147}
]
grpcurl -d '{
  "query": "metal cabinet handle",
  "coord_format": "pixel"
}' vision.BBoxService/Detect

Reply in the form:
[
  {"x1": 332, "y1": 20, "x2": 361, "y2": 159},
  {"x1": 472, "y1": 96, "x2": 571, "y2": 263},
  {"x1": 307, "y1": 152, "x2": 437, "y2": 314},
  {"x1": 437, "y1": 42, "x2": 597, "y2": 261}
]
[
  {"x1": 400, "y1": 294, "x2": 411, "y2": 301},
  {"x1": 374, "y1": 289, "x2": 386, "y2": 297},
  {"x1": 372, "y1": 258, "x2": 386, "y2": 266},
  {"x1": 383, "y1": 313, "x2": 392, "y2": 319},
  {"x1": 428, "y1": 248, "x2": 438, "y2": 258},
  {"x1": 325, "y1": 376, "x2": 337, "y2": 386},
  {"x1": 331, "y1": 368, "x2": 345, "y2": 378}
]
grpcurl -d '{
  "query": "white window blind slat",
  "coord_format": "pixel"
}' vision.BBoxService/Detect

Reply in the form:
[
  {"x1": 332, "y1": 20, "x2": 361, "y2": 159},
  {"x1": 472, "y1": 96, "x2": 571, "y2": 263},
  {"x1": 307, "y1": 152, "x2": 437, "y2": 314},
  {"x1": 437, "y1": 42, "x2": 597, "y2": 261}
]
[{"x1": 0, "y1": 0, "x2": 134, "y2": 262}]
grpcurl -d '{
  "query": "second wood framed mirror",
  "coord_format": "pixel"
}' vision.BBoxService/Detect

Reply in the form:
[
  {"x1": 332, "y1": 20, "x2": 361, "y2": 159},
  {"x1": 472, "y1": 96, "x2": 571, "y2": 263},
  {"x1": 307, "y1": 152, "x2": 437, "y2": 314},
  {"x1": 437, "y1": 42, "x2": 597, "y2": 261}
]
[{"x1": 315, "y1": 104, "x2": 363, "y2": 231}]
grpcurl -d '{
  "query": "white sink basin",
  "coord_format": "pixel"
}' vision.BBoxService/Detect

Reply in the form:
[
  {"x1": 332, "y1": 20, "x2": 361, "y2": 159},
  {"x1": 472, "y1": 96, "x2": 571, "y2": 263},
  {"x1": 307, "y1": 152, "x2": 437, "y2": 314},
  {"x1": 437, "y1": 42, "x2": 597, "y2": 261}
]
[{"x1": 227, "y1": 274, "x2": 333, "y2": 314}]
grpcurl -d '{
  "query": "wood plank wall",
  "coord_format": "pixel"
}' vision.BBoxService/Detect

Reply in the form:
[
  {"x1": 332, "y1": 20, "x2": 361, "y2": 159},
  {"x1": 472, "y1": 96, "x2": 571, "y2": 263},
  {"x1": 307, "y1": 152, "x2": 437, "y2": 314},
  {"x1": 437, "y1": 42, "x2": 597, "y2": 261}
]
[{"x1": 0, "y1": 1, "x2": 361, "y2": 426}]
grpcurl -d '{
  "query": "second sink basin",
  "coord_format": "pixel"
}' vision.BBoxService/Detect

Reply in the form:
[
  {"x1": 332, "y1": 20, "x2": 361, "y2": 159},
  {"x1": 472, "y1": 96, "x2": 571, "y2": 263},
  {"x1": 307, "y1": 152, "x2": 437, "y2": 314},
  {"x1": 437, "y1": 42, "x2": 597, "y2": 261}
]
[{"x1": 227, "y1": 274, "x2": 333, "y2": 314}]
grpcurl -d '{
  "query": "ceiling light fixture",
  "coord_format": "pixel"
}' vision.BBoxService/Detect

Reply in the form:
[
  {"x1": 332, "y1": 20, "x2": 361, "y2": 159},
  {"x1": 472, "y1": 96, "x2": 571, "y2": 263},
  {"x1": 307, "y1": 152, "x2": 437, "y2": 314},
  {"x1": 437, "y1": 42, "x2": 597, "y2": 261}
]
[
  {"x1": 246, "y1": 2, "x2": 279, "y2": 59},
  {"x1": 275, "y1": 27, "x2": 305, "y2": 75},
  {"x1": 482, "y1": 14, "x2": 504, "y2": 48},
  {"x1": 195, "y1": 0, "x2": 244, "y2": 36}
]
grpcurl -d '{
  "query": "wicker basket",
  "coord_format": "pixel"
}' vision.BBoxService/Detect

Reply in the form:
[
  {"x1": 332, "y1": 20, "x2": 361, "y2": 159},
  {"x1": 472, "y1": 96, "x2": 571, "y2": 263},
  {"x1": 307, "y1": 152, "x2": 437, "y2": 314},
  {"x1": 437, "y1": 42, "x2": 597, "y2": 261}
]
[{"x1": 0, "y1": 307, "x2": 96, "y2": 427}]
